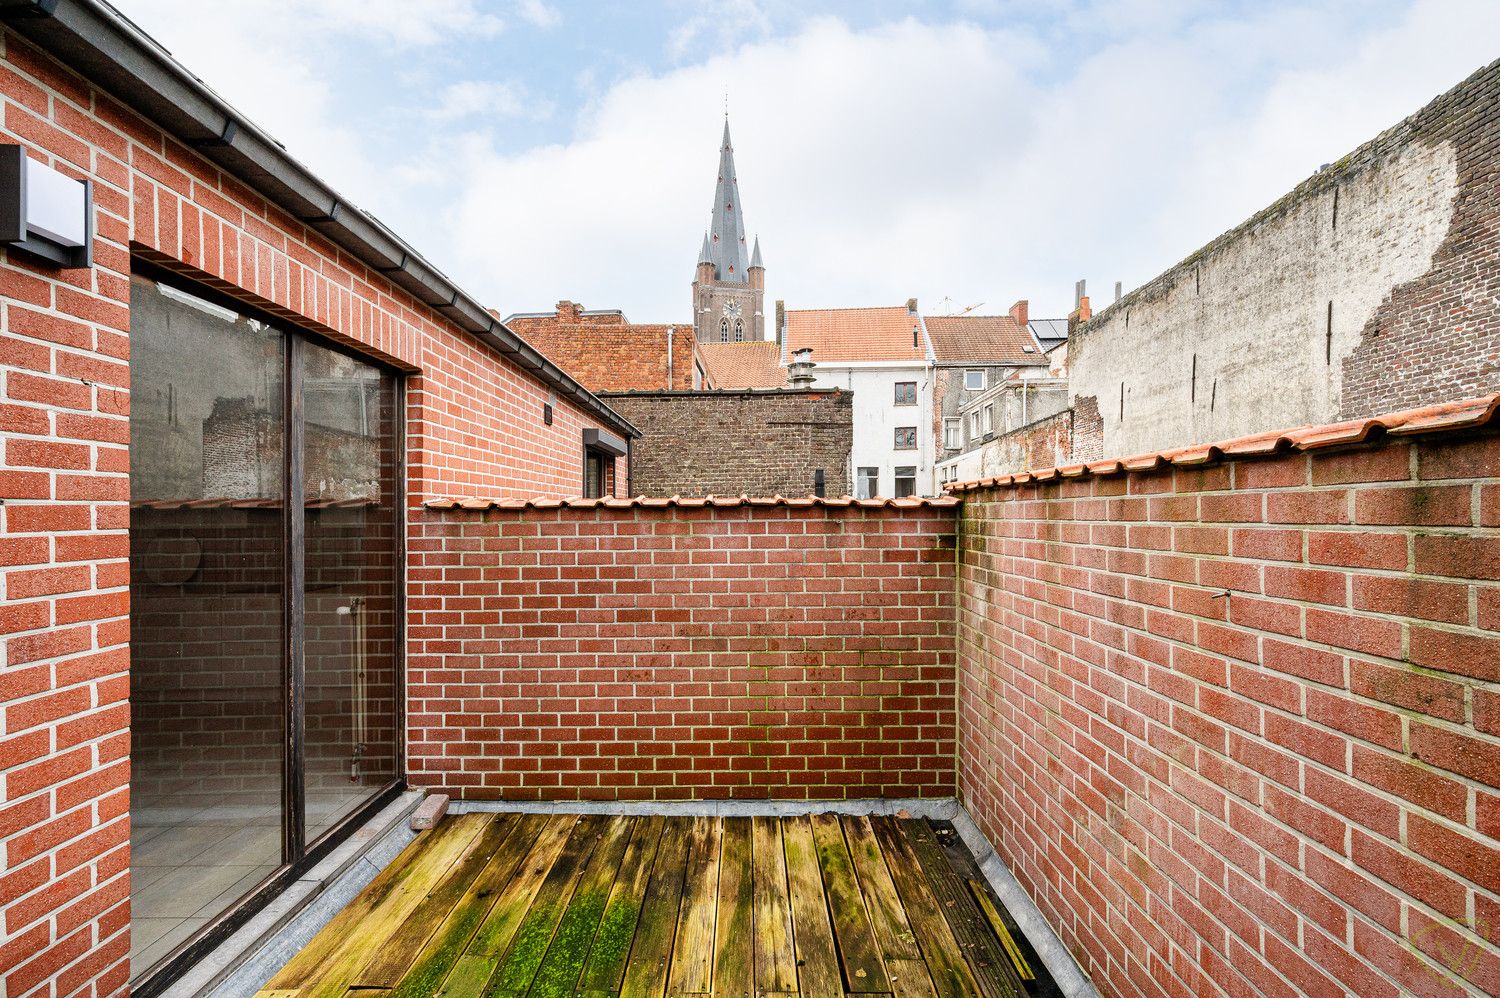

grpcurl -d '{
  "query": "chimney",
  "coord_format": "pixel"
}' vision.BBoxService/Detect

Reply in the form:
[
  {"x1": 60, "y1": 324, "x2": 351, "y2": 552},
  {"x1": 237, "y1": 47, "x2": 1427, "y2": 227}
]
[
  {"x1": 787, "y1": 347, "x2": 816, "y2": 387},
  {"x1": 775, "y1": 299, "x2": 785, "y2": 346},
  {"x1": 1067, "y1": 295, "x2": 1092, "y2": 336},
  {"x1": 1008, "y1": 299, "x2": 1029, "y2": 328},
  {"x1": 1073, "y1": 280, "x2": 1086, "y2": 309},
  {"x1": 556, "y1": 300, "x2": 581, "y2": 321},
  {"x1": 906, "y1": 297, "x2": 918, "y2": 315}
]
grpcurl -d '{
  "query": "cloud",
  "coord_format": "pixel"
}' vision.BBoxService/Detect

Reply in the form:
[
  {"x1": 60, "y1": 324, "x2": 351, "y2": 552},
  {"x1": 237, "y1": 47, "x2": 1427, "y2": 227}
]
[
  {"x1": 515, "y1": 0, "x2": 561, "y2": 29},
  {"x1": 434, "y1": 81, "x2": 550, "y2": 121},
  {"x1": 434, "y1": 0, "x2": 1500, "y2": 322},
  {"x1": 109, "y1": 1, "x2": 1500, "y2": 326}
]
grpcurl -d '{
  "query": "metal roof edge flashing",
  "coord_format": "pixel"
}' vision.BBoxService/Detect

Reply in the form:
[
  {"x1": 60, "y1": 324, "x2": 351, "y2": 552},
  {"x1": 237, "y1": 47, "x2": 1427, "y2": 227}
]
[{"x1": 3, "y1": 0, "x2": 636, "y2": 438}]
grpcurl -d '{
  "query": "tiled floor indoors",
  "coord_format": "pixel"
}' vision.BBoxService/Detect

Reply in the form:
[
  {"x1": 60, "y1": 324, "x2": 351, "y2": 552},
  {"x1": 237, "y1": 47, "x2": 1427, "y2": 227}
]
[{"x1": 258, "y1": 811, "x2": 1055, "y2": 997}]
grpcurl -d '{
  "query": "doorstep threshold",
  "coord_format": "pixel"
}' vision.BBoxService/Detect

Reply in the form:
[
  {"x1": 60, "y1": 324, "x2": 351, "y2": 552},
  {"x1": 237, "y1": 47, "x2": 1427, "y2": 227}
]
[{"x1": 159, "y1": 789, "x2": 425, "y2": 998}]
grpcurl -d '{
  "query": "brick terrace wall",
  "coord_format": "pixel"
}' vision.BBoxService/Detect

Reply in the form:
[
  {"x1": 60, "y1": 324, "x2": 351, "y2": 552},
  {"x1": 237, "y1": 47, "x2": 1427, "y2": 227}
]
[
  {"x1": 0, "y1": 28, "x2": 624, "y2": 995},
  {"x1": 406, "y1": 504, "x2": 957, "y2": 801},
  {"x1": 957, "y1": 428, "x2": 1500, "y2": 997},
  {"x1": 506, "y1": 302, "x2": 696, "y2": 393},
  {"x1": 600, "y1": 390, "x2": 853, "y2": 498}
]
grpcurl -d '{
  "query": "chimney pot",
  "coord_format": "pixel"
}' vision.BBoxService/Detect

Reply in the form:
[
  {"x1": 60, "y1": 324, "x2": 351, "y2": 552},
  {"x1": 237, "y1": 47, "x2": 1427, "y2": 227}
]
[{"x1": 907, "y1": 297, "x2": 918, "y2": 315}]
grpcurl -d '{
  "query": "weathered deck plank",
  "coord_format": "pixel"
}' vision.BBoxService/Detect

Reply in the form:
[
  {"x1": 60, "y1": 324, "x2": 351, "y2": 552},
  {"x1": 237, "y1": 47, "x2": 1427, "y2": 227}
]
[
  {"x1": 267, "y1": 813, "x2": 489, "y2": 995},
  {"x1": 749, "y1": 816, "x2": 797, "y2": 994},
  {"x1": 666, "y1": 816, "x2": 722, "y2": 996},
  {"x1": 780, "y1": 815, "x2": 842, "y2": 998},
  {"x1": 809, "y1": 812, "x2": 890, "y2": 992},
  {"x1": 577, "y1": 816, "x2": 666, "y2": 997},
  {"x1": 618, "y1": 816, "x2": 692, "y2": 998},
  {"x1": 711, "y1": 817, "x2": 754, "y2": 998},
  {"x1": 272, "y1": 811, "x2": 1044, "y2": 998},
  {"x1": 868, "y1": 817, "x2": 984, "y2": 998}
]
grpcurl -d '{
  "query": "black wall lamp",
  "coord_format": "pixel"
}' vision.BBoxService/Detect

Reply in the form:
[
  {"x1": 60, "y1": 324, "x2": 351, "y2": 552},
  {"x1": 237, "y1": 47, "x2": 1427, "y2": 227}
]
[{"x1": 1, "y1": 144, "x2": 92, "y2": 269}]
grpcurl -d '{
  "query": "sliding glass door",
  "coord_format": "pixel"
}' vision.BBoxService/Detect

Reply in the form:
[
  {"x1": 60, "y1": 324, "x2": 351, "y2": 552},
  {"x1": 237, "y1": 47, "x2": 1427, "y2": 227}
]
[{"x1": 128, "y1": 270, "x2": 402, "y2": 987}]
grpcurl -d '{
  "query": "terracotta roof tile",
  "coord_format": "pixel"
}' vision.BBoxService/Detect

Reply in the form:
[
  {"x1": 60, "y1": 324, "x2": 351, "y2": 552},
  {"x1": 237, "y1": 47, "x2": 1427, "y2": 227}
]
[
  {"x1": 924, "y1": 314, "x2": 1045, "y2": 365},
  {"x1": 784, "y1": 306, "x2": 924, "y2": 363},
  {"x1": 425, "y1": 494, "x2": 960, "y2": 512},
  {"x1": 697, "y1": 341, "x2": 787, "y2": 388},
  {"x1": 945, "y1": 393, "x2": 1500, "y2": 492}
]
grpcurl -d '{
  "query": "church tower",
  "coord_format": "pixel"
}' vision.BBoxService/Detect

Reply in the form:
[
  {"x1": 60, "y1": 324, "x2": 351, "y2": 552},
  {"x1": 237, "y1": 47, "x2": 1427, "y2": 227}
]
[{"x1": 693, "y1": 119, "x2": 765, "y2": 343}]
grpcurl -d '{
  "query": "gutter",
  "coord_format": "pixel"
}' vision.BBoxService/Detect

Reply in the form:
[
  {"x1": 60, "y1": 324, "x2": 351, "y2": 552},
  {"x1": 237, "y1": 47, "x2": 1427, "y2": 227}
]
[{"x1": 0, "y1": 0, "x2": 639, "y2": 440}]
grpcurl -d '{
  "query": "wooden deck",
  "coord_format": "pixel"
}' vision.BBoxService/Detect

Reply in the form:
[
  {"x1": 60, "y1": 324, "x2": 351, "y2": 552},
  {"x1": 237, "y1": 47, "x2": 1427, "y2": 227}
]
[{"x1": 258, "y1": 812, "x2": 1039, "y2": 998}]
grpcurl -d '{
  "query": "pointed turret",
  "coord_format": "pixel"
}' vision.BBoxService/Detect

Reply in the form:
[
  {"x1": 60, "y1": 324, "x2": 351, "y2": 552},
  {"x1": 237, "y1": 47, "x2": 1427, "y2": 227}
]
[
  {"x1": 698, "y1": 231, "x2": 712, "y2": 265},
  {"x1": 750, "y1": 236, "x2": 763, "y2": 270},
  {"x1": 707, "y1": 118, "x2": 750, "y2": 284}
]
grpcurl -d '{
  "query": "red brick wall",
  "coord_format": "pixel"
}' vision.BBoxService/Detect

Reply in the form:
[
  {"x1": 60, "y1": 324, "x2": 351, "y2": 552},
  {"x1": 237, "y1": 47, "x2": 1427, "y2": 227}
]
[
  {"x1": 957, "y1": 428, "x2": 1500, "y2": 997},
  {"x1": 506, "y1": 302, "x2": 696, "y2": 393},
  {"x1": 0, "y1": 28, "x2": 621, "y2": 995},
  {"x1": 406, "y1": 505, "x2": 958, "y2": 801}
]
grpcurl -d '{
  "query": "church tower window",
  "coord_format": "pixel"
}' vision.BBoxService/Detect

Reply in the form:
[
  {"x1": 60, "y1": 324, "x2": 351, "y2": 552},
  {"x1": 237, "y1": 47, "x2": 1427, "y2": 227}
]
[
  {"x1": 720, "y1": 318, "x2": 730, "y2": 343},
  {"x1": 734, "y1": 320, "x2": 744, "y2": 342}
]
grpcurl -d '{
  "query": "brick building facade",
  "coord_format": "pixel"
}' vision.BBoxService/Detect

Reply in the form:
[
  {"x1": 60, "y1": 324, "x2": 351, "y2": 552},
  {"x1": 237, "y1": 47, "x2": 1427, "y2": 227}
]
[
  {"x1": 502, "y1": 300, "x2": 706, "y2": 393},
  {"x1": 0, "y1": 5, "x2": 632, "y2": 993},
  {"x1": 599, "y1": 388, "x2": 852, "y2": 497}
]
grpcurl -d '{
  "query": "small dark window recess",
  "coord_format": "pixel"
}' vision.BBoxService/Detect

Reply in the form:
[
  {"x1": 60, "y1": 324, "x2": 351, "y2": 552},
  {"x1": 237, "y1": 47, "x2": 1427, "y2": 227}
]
[
  {"x1": 894, "y1": 426, "x2": 918, "y2": 450},
  {"x1": 894, "y1": 381, "x2": 917, "y2": 406},
  {"x1": 814, "y1": 469, "x2": 826, "y2": 497},
  {"x1": 582, "y1": 428, "x2": 627, "y2": 499},
  {"x1": 1325, "y1": 301, "x2": 1334, "y2": 364},
  {"x1": 543, "y1": 389, "x2": 555, "y2": 426}
]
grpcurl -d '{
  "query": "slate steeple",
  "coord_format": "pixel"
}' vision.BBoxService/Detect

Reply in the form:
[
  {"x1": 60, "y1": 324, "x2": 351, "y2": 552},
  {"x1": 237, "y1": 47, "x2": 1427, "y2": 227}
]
[
  {"x1": 707, "y1": 118, "x2": 753, "y2": 284},
  {"x1": 692, "y1": 116, "x2": 765, "y2": 344}
]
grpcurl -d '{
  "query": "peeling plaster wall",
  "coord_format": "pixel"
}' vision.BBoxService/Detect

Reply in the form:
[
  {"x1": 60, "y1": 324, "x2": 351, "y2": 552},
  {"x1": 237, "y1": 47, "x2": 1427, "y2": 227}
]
[{"x1": 1068, "y1": 59, "x2": 1500, "y2": 462}]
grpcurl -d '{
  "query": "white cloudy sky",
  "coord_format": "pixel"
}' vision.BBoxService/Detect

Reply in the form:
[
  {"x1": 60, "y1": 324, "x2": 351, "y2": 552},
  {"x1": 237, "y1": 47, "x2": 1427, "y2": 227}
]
[{"x1": 114, "y1": 0, "x2": 1499, "y2": 324}]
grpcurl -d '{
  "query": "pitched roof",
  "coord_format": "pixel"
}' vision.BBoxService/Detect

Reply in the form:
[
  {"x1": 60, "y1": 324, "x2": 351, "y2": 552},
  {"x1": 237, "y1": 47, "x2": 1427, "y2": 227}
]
[
  {"x1": 783, "y1": 305, "x2": 926, "y2": 363},
  {"x1": 925, "y1": 314, "x2": 1045, "y2": 365},
  {"x1": 945, "y1": 393, "x2": 1500, "y2": 492},
  {"x1": 698, "y1": 340, "x2": 787, "y2": 389}
]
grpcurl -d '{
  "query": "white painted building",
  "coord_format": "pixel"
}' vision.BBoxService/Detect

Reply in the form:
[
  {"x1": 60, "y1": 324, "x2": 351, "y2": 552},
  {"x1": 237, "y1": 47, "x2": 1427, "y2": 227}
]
[{"x1": 781, "y1": 301, "x2": 937, "y2": 497}]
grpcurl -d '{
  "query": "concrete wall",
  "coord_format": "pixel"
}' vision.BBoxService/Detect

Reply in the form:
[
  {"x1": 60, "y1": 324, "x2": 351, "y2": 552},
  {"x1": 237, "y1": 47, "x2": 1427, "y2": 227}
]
[
  {"x1": 956, "y1": 423, "x2": 1500, "y2": 997},
  {"x1": 1069, "y1": 59, "x2": 1500, "y2": 461},
  {"x1": 600, "y1": 389, "x2": 852, "y2": 497}
]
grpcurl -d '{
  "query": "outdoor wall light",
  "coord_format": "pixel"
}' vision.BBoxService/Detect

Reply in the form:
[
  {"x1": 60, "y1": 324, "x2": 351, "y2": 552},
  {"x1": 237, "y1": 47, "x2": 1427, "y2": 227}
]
[{"x1": 1, "y1": 144, "x2": 92, "y2": 269}]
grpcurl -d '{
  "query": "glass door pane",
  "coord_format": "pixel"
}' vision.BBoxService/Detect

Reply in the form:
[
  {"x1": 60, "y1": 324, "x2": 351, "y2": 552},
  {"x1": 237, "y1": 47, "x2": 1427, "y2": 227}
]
[
  {"x1": 128, "y1": 275, "x2": 285, "y2": 975},
  {"x1": 301, "y1": 341, "x2": 400, "y2": 841}
]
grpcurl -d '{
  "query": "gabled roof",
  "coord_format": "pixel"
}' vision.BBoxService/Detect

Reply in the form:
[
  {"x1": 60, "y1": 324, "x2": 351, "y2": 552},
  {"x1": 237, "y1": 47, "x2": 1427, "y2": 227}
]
[
  {"x1": 698, "y1": 341, "x2": 787, "y2": 389},
  {"x1": 925, "y1": 314, "x2": 1045, "y2": 365},
  {"x1": 783, "y1": 306, "x2": 926, "y2": 364}
]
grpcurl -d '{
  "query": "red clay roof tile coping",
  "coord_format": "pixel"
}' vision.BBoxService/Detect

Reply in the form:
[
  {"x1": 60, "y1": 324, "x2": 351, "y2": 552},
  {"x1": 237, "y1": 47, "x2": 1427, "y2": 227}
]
[
  {"x1": 425, "y1": 494, "x2": 961, "y2": 511},
  {"x1": 944, "y1": 393, "x2": 1500, "y2": 492}
]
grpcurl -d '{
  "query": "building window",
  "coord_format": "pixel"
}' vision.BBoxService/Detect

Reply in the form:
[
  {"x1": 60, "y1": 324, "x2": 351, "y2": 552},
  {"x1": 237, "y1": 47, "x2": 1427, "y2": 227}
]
[
  {"x1": 719, "y1": 318, "x2": 730, "y2": 343},
  {"x1": 857, "y1": 466, "x2": 879, "y2": 499},
  {"x1": 965, "y1": 369, "x2": 986, "y2": 391},
  {"x1": 982, "y1": 404, "x2": 994, "y2": 435},
  {"x1": 584, "y1": 450, "x2": 612, "y2": 497},
  {"x1": 943, "y1": 418, "x2": 960, "y2": 449},
  {"x1": 894, "y1": 381, "x2": 917, "y2": 406},
  {"x1": 734, "y1": 319, "x2": 744, "y2": 342},
  {"x1": 894, "y1": 466, "x2": 917, "y2": 497},
  {"x1": 894, "y1": 426, "x2": 917, "y2": 450}
]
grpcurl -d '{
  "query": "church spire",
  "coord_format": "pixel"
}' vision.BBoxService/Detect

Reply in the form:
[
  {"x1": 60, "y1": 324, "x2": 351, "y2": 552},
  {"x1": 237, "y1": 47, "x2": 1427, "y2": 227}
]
[
  {"x1": 698, "y1": 231, "x2": 712, "y2": 266},
  {"x1": 707, "y1": 118, "x2": 750, "y2": 284},
  {"x1": 750, "y1": 236, "x2": 763, "y2": 270}
]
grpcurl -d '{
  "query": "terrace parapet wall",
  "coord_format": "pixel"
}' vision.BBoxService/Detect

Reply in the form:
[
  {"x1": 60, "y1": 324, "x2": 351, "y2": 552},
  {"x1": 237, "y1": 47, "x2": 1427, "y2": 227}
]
[
  {"x1": 406, "y1": 500, "x2": 960, "y2": 801},
  {"x1": 954, "y1": 403, "x2": 1500, "y2": 997}
]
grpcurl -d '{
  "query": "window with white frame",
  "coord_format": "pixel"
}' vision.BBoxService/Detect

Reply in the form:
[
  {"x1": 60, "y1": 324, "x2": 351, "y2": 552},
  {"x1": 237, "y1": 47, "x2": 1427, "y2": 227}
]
[
  {"x1": 982, "y1": 404, "x2": 994, "y2": 435},
  {"x1": 943, "y1": 418, "x2": 960, "y2": 449},
  {"x1": 964, "y1": 369, "x2": 985, "y2": 391},
  {"x1": 894, "y1": 466, "x2": 917, "y2": 498},
  {"x1": 856, "y1": 467, "x2": 879, "y2": 499}
]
